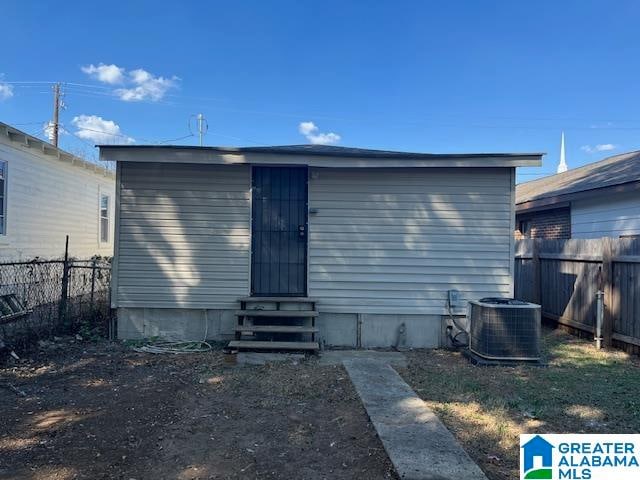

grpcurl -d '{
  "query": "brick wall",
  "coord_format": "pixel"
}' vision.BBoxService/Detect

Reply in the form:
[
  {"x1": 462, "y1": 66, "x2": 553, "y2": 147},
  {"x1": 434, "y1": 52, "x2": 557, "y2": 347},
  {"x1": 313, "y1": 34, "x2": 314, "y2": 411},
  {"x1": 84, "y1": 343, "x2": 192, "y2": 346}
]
[{"x1": 515, "y1": 207, "x2": 571, "y2": 239}]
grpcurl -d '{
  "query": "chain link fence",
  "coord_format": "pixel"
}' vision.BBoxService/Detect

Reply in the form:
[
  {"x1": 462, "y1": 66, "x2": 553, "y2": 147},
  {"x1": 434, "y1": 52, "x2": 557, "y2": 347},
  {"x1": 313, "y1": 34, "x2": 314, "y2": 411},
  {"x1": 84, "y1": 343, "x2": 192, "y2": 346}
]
[{"x1": 0, "y1": 259, "x2": 114, "y2": 350}]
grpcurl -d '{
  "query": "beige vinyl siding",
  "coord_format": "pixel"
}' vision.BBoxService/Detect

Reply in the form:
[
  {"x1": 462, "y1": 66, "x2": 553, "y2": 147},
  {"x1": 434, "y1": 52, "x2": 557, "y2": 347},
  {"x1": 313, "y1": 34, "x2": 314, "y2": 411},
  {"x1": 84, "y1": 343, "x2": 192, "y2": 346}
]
[
  {"x1": 308, "y1": 167, "x2": 514, "y2": 314},
  {"x1": 0, "y1": 141, "x2": 115, "y2": 260},
  {"x1": 571, "y1": 191, "x2": 640, "y2": 238},
  {"x1": 115, "y1": 162, "x2": 250, "y2": 309}
]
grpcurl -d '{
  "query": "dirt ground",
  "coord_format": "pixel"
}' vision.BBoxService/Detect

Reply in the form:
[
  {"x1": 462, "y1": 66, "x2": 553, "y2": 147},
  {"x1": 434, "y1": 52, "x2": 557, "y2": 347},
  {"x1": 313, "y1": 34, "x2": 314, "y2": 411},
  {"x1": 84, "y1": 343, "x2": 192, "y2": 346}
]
[{"x1": 0, "y1": 339, "x2": 397, "y2": 480}]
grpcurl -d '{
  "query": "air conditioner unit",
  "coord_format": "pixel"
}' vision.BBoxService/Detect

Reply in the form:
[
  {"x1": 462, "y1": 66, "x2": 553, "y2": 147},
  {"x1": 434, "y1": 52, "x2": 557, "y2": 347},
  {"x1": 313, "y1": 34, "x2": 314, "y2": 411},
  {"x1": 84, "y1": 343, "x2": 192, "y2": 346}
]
[{"x1": 469, "y1": 298, "x2": 541, "y2": 362}]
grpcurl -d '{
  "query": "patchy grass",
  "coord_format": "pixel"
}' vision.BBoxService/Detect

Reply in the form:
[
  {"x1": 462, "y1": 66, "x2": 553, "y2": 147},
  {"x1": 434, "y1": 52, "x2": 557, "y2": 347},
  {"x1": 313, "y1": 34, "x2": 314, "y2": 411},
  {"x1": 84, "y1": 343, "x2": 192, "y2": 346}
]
[{"x1": 399, "y1": 328, "x2": 640, "y2": 480}]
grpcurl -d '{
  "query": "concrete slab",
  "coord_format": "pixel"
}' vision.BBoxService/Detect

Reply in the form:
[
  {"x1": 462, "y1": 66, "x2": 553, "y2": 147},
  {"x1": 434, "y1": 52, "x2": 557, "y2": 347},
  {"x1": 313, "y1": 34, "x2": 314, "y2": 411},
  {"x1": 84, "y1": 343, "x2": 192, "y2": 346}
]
[
  {"x1": 236, "y1": 352, "x2": 305, "y2": 365},
  {"x1": 343, "y1": 359, "x2": 488, "y2": 480},
  {"x1": 319, "y1": 350, "x2": 408, "y2": 368}
]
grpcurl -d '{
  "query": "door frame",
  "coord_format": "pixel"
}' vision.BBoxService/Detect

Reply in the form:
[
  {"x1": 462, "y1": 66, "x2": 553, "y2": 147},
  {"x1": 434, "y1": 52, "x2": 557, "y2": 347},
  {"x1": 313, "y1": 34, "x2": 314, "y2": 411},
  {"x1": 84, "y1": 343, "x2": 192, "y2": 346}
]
[{"x1": 249, "y1": 165, "x2": 309, "y2": 297}]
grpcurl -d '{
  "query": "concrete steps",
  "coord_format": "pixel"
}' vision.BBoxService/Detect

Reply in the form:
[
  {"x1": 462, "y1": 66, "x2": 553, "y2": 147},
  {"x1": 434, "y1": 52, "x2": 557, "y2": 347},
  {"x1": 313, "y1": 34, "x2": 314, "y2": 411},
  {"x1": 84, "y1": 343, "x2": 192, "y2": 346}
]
[{"x1": 228, "y1": 297, "x2": 319, "y2": 353}]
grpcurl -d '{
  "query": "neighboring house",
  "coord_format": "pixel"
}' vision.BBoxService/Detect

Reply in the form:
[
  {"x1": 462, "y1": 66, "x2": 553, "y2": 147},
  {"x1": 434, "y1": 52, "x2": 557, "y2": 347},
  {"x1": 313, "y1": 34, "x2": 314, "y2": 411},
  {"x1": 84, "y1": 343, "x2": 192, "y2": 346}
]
[
  {"x1": 100, "y1": 144, "x2": 541, "y2": 348},
  {"x1": 0, "y1": 122, "x2": 116, "y2": 260},
  {"x1": 516, "y1": 151, "x2": 640, "y2": 239}
]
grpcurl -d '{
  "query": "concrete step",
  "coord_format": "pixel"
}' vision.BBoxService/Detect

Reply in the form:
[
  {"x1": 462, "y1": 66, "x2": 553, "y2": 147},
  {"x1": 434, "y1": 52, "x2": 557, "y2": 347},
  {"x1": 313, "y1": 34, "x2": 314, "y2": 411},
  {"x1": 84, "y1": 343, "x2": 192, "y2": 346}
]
[
  {"x1": 235, "y1": 310, "x2": 319, "y2": 318},
  {"x1": 228, "y1": 340, "x2": 319, "y2": 351},
  {"x1": 238, "y1": 296, "x2": 317, "y2": 303},
  {"x1": 235, "y1": 325, "x2": 319, "y2": 333}
]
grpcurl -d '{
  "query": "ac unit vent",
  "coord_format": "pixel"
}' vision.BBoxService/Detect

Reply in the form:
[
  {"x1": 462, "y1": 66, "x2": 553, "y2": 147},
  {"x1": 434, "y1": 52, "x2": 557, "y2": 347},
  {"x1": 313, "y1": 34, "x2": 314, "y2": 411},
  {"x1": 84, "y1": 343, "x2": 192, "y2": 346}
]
[{"x1": 469, "y1": 298, "x2": 541, "y2": 361}]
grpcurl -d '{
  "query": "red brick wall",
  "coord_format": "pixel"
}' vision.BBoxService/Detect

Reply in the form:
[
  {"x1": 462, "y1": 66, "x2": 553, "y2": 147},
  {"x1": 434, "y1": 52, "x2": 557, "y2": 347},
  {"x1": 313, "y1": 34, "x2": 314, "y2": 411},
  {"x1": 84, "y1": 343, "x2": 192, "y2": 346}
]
[{"x1": 515, "y1": 207, "x2": 571, "y2": 239}]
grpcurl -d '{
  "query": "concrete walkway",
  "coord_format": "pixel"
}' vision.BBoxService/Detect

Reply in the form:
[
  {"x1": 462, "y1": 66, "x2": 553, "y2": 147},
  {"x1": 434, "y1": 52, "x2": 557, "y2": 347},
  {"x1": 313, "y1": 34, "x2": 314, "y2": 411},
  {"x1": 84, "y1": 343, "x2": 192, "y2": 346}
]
[
  {"x1": 319, "y1": 349, "x2": 408, "y2": 368},
  {"x1": 343, "y1": 359, "x2": 488, "y2": 480}
]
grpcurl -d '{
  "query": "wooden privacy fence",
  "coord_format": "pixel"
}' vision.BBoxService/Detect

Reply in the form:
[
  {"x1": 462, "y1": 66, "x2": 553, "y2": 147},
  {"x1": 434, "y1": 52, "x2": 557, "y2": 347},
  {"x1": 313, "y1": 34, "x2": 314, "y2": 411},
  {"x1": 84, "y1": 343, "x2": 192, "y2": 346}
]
[{"x1": 514, "y1": 238, "x2": 640, "y2": 353}]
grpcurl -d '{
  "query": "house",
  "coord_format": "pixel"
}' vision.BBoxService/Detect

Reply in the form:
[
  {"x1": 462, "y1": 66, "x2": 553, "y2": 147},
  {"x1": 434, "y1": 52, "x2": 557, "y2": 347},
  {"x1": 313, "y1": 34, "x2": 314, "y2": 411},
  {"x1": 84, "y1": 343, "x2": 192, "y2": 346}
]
[
  {"x1": 0, "y1": 122, "x2": 116, "y2": 260},
  {"x1": 515, "y1": 150, "x2": 640, "y2": 239},
  {"x1": 99, "y1": 144, "x2": 542, "y2": 349},
  {"x1": 521, "y1": 435, "x2": 554, "y2": 474}
]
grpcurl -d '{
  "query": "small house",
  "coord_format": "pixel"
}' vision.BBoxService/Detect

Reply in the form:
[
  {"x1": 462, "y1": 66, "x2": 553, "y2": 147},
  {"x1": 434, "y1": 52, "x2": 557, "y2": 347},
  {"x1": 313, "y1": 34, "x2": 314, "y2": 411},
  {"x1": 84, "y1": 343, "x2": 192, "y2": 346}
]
[
  {"x1": 0, "y1": 122, "x2": 115, "y2": 260},
  {"x1": 100, "y1": 144, "x2": 541, "y2": 349},
  {"x1": 516, "y1": 150, "x2": 640, "y2": 239}
]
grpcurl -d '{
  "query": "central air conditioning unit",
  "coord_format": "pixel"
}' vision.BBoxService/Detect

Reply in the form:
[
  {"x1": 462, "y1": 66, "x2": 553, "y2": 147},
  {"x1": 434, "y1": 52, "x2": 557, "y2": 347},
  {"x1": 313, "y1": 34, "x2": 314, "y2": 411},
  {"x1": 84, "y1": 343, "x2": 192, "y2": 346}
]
[{"x1": 469, "y1": 298, "x2": 541, "y2": 362}]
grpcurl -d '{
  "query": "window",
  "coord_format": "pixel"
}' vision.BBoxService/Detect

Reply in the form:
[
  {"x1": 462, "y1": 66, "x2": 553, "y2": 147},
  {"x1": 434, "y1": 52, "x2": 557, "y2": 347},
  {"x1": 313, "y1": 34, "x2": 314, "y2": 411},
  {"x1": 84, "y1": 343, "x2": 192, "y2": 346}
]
[
  {"x1": 519, "y1": 219, "x2": 531, "y2": 238},
  {"x1": 100, "y1": 193, "x2": 110, "y2": 243},
  {"x1": 0, "y1": 161, "x2": 6, "y2": 235}
]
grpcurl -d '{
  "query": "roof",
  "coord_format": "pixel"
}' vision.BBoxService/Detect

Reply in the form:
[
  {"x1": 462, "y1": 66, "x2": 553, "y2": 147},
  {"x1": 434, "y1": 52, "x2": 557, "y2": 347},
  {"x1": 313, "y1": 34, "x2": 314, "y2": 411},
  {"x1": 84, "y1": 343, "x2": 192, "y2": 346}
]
[
  {"x1": 0, "y1": 121, "x2": 114, "y2": 178},
  {"x1": 516, "y1": 150, "x2": 640, "y2": 210},
  {"x1": 98, "y1": 144, "x2": 543, "y2": 168}
]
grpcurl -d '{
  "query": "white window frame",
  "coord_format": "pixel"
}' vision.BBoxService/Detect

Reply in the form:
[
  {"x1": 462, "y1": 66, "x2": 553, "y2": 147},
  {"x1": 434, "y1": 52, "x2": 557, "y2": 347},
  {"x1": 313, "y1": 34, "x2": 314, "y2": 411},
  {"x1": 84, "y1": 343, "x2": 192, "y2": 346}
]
[
  {"x1": 0, "y1": 160, "x2": 7, "y2": 236},
  {"x1": 99, "y1": 191, "x2": 110, "y2": 244}
]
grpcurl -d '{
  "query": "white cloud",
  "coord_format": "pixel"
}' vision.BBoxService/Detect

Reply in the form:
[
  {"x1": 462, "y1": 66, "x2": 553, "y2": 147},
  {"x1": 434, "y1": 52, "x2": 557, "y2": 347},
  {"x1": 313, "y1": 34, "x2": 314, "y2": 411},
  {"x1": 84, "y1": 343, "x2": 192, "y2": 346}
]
[
  {"x1": 71, "y1": 115, "x2": 134, "y2": 145},
  {"x1": 81, "y1": 63, "x2": 178, "y2": 101},
  {"x1": 43, "y1": 122, "x2": 57, "y2": 141},
  {"x1": 298, "y1": 121, "x2": 341, "y2": 145},
  {"x1": 581, "y1": 144, "x2": 617, "y2": 154},
  {"x1": 42, "y1": 121, "x2": 71, "y2": 141},
  {"x1": 81, "y1": 63, "x2": 125, "y2": 84},
  {"x1": 0, "y1": 82, "x2": 13, "y2": 100},
  {"x1": 114, "y1": 68, "x2": 178, "y2": 102},
  {"x1": 595, "y1": 144, "x2": 616, "y2": 151}
]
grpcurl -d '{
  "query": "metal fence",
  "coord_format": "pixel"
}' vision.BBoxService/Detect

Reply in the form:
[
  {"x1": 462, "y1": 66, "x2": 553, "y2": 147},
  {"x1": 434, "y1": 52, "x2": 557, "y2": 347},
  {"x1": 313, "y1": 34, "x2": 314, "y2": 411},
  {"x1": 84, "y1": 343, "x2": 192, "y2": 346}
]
[
  {"x1": 515, "y1": 238, "x2": 640, "y2": 355},
  {"x1": 0, "y1": 258, "x2": 113, "y2": 349}
]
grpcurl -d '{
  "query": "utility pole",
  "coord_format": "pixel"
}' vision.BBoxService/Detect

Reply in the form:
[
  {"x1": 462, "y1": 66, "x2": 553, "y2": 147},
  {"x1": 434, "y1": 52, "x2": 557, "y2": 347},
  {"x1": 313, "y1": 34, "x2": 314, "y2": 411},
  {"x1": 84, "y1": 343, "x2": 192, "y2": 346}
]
[{"x1": 51, "y1": 83, "x2": 61, "y2": 147}]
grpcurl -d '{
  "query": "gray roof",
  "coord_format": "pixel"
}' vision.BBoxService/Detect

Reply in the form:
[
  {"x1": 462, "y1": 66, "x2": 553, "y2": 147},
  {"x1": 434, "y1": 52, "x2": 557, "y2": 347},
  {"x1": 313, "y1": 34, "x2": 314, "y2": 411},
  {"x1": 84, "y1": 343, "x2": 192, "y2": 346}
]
[
  {"x1": 98, "y1": 143, "x2": 543, "y2": 160},
  {"x1": 516, "y1": 150, "x2": 640, "y2": 205},
  {"x1": 1, "y1": 121, "x2": 114, "y2": 178}
]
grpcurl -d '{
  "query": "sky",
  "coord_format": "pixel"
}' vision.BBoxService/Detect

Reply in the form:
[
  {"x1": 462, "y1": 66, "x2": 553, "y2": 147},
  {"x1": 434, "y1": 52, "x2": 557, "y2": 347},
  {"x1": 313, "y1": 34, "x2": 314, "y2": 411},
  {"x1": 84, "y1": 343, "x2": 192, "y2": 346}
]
[{"x1": 1, "y1": 0, "x2": 639, "y2": 182}]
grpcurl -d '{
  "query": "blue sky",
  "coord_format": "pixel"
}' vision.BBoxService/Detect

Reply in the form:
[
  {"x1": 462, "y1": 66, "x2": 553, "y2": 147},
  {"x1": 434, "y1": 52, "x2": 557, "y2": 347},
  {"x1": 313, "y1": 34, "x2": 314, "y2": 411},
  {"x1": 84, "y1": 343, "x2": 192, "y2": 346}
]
[{"x1": 1, "y1": 0, "x2": 639, "y2": 182}]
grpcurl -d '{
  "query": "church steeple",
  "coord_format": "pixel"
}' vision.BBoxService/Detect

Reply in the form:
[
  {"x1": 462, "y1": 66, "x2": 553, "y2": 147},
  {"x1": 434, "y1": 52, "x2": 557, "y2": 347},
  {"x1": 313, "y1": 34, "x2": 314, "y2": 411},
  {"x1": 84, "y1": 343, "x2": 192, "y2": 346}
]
[{"x1": 557, "y1": 131, "x2": 568, "y2": 173}]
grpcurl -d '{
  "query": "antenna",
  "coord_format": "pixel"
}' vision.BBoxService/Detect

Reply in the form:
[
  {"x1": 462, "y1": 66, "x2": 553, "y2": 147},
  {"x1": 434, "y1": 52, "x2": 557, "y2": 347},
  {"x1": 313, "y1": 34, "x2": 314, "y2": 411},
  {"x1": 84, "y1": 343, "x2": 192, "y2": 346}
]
[{"x1": 191, "y1": 113, "x2": 208, "y2": 146}]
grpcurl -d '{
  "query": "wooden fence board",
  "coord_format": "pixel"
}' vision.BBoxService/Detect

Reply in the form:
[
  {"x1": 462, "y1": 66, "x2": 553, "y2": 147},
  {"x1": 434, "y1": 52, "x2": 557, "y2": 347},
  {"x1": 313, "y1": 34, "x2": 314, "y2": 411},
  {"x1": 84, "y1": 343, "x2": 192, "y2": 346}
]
[{"x1": 514, "y1": 238, "x2": 640, "y2": 354}]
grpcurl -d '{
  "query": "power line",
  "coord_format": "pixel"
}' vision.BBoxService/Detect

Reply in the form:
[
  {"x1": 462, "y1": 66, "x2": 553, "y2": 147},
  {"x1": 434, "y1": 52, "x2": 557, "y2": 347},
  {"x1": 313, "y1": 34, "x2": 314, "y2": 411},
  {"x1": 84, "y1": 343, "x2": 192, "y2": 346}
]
[
  {"x1": 7, "y1": 79, "x2": 640, "y2": 131},
  {"x1": 156, "y1": 133, "x2": 195, "y2": 144},
  {"x1": 10, "y1": 121, "x2": 48, "y2": 126}
]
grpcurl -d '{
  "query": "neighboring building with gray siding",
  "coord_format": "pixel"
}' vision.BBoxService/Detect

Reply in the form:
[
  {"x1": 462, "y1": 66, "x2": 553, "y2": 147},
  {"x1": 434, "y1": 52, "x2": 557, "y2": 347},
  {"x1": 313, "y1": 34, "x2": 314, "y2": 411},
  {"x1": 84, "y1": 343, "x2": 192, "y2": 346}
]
[
  {"x1": 100, "y1": 144, "x2": 541, "y2": 348},
  {"x1": 516, "y1": 150, "x2": 640, "y2": 239}
]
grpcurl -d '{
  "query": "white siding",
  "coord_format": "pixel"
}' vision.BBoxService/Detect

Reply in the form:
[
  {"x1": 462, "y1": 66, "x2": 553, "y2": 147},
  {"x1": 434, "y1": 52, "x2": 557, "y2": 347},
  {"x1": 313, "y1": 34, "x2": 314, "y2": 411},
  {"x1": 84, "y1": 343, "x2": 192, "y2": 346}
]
[
  {"x1": 115, "y1": 162, "x2": 250, "y2": 309},
  {"x1": 0, "y1": 141, "x2": 115, "y2": 260},
  {"x1": 571, "y1": 190, "x2": 640, "y2": 238},
  {"x1": 308, "y1": 168, "x2": 514, "y2": 314}
]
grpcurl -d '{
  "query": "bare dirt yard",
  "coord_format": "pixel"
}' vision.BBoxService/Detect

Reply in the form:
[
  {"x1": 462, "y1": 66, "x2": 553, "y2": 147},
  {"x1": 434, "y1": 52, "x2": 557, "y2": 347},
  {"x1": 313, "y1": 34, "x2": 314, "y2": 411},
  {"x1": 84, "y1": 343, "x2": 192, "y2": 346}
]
[
  {"x1": 0, "y1": 339, "x2": 397, "y2": 480},
  {"x1": 399, "y1": 328, "x2": 640, "y2": 480}
]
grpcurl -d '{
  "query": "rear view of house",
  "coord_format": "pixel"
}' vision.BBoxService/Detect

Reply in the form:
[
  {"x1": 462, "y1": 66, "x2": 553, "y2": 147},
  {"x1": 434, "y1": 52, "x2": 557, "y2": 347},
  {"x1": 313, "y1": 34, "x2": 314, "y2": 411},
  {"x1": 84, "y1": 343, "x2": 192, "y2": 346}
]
[
  {"x1": 0, "y1": 122, "x2": 115, "y2": 260},
  {"x1": 100, "y1": 144, "x2": 542, "y2": 348}
]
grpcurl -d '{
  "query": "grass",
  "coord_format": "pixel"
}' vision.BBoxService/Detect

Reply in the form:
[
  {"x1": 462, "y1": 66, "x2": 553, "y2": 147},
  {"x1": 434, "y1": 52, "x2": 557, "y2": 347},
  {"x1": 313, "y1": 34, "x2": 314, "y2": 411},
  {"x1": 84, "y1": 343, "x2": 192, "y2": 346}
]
[{"x1": 399, "y1": 328, "x2": 640, "y2": 480}]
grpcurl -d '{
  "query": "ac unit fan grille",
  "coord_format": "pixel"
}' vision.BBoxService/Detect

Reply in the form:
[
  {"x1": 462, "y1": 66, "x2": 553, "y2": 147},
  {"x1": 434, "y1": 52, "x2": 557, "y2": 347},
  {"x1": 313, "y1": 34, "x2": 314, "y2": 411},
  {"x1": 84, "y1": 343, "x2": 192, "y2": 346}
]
[{"x1": 469, "y1": 300, "x2": 541, "y2": 361}]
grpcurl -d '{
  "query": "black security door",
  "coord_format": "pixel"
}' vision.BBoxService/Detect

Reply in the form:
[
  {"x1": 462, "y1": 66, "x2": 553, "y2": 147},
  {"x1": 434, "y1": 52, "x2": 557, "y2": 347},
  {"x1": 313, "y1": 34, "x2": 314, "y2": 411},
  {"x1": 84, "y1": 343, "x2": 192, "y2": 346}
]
[{"x1": 251, "y1": 167, "x2": 308, "y2": 296}]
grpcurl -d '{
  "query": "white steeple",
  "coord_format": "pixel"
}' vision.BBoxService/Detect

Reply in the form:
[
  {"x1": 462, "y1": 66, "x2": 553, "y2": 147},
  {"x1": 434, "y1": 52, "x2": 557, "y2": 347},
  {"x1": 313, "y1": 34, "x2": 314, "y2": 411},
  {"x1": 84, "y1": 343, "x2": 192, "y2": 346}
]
[{"x1": 557, "y1": 131, "x2": 568, "y2": 173}]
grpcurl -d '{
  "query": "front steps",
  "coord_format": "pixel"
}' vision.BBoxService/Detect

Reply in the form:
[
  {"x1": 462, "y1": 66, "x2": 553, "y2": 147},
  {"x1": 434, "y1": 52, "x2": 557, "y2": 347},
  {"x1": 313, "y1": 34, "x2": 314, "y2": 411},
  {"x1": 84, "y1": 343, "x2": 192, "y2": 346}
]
[{"x1": 228, "y1": 297, "x2": 320, "y2": 352}]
